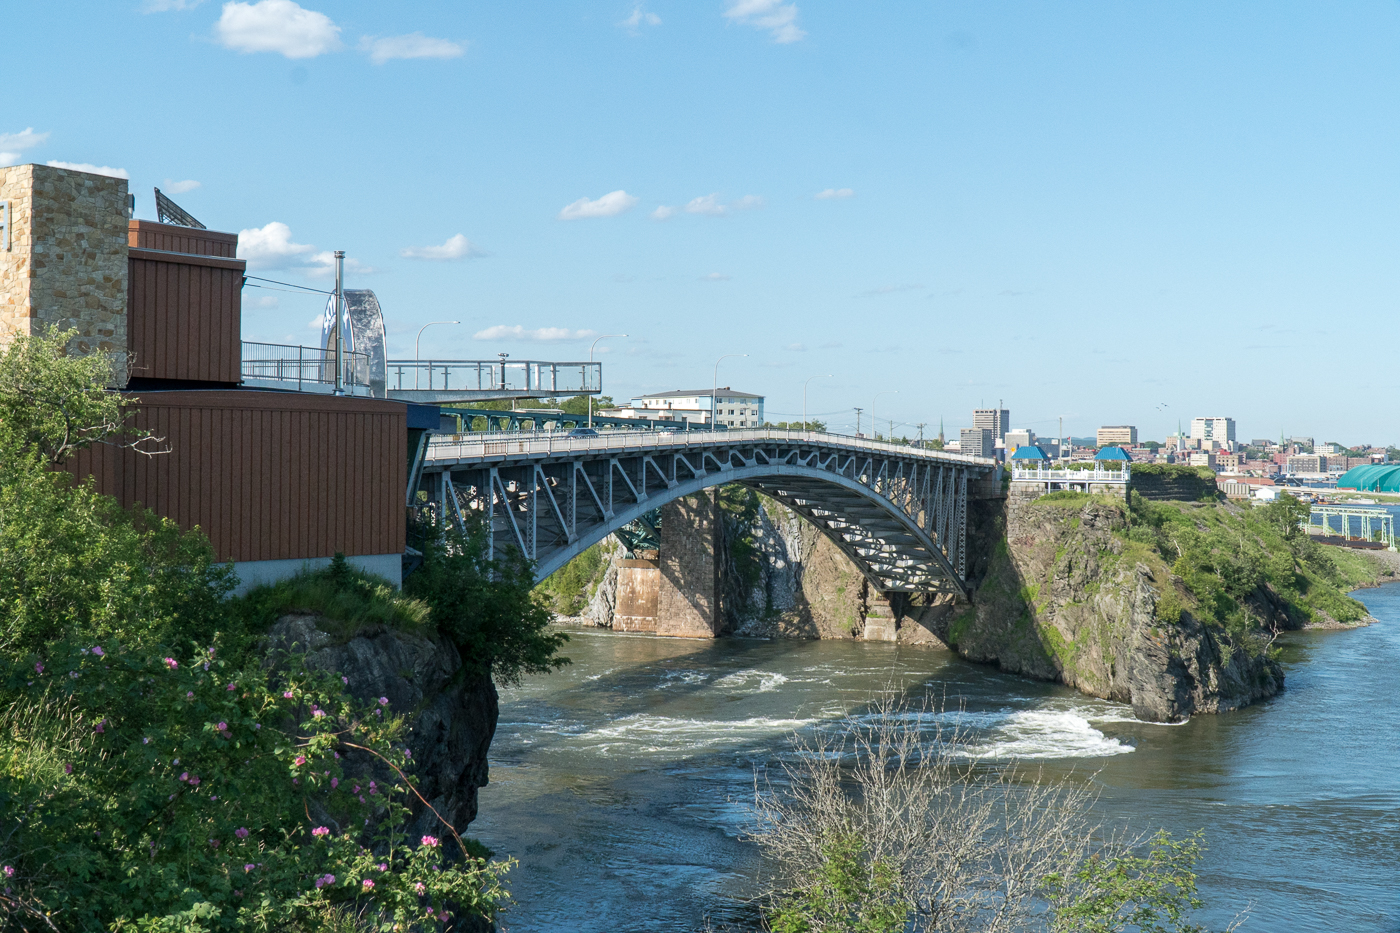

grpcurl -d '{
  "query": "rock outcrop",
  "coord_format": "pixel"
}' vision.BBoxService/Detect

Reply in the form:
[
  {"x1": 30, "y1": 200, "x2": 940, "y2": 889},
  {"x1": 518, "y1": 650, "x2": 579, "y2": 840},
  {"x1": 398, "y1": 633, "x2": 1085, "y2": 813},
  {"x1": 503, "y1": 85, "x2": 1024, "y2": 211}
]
[
  {"x1": 266, "y1": 615, "x2": 497, "y2": 838},
  {"x1": 913, "y1": 496, "x2": 1284, "y2": 722}
]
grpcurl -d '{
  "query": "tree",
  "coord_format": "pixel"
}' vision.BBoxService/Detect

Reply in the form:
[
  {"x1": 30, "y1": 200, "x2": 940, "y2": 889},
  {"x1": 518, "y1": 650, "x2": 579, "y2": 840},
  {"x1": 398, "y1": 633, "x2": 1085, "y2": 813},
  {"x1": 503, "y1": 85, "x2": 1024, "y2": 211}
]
[
  {"x1": 765, "y1": 420, "x2": 827, "y2": 432},
  {"x1": 406, "y1": 517, "x2": 570, "y2": 686},
  {"x1": 754, "y1": 697, "x2": 1238, "y2": 933}
]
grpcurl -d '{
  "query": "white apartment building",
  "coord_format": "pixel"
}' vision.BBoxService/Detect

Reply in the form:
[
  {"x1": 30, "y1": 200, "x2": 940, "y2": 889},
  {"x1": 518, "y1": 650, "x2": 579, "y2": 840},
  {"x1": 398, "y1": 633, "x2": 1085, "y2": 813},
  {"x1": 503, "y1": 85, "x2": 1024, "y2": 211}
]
[
  {"x1": 1096, "y1": 425, "x2": 1138, "y2": 447},
  {"x1": 619, "y1": 387, "x2": 765, "y2": 427},
  {"x1": 1190, "y1": 416, "x2": 1237, "y2": 450}
]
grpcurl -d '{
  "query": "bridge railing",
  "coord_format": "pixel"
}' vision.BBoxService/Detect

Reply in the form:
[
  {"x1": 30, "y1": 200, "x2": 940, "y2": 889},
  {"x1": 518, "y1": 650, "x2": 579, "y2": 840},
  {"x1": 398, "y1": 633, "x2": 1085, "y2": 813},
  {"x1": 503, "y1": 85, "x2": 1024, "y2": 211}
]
[
  {"x1": 387, "y1": 360, "x2": 602, "y2": 395},
  {"x1": 241, "y1": 341, "x2": 371, "y2": 394},
  {"x1": 424, "y1": 427, "x2": 995, "y2": 465}
]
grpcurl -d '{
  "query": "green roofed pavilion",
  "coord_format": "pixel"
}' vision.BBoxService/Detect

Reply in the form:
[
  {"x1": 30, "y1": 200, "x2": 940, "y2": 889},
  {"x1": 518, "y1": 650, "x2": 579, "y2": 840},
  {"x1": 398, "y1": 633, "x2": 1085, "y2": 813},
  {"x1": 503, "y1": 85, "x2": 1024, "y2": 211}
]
[{"x1": 1338, "y1": 463, "x2": 1400, "y2": 492}]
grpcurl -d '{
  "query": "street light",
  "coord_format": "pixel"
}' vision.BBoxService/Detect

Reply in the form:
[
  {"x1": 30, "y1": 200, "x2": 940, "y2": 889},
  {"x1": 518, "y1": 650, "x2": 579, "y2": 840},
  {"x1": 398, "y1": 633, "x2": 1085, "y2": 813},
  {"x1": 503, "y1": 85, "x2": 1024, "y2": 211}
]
[
  {"x1": 588, "y1": 334, "x2": 628, "y2": 428},
  {"x1": 713, "y1": 354, "x2": 748, "y2": 429},
  {"x1": 414, "y1": 321, "x2": 460, "y2": 391},
  {"x1": 873, "y1": 390, "x2": 898, "y2": 441},
  {"x1": 803, "y1": 374, "x2": 832, "y2": 432}
]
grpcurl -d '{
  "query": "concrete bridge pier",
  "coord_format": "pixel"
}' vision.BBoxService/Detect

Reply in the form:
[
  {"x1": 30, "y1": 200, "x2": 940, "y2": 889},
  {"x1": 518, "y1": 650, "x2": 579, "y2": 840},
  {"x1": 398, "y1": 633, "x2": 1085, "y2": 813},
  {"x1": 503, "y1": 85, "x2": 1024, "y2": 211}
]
[{"x1": 611, "y1": 491, "x2": 723, "y2": 638}]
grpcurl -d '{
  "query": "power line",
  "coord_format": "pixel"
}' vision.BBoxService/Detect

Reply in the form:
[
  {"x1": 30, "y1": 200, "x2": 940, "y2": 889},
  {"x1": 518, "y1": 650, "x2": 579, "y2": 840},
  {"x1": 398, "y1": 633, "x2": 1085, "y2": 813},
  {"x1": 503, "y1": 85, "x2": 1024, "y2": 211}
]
[
  {"x1": 243, "y1": 282, "x2": 330, "y2": 297},
  {"x1": 242, "y1": 275, "x2": 333, "y2": 296}
]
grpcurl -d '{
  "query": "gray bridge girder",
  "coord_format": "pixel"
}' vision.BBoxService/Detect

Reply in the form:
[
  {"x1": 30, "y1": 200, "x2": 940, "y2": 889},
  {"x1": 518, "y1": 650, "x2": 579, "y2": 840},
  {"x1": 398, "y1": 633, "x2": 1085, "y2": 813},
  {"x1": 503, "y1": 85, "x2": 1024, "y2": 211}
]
[{"x1": 416, "y1": 430, "x2": 997, "y2": 598}]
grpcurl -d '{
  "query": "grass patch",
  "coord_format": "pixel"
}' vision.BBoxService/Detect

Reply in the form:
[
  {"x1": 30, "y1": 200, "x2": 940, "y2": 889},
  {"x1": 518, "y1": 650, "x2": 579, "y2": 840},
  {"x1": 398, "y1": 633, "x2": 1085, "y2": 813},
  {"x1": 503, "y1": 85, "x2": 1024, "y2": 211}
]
[{"x1": 242, "y1": 553, "x2": 431, "y2": 641}]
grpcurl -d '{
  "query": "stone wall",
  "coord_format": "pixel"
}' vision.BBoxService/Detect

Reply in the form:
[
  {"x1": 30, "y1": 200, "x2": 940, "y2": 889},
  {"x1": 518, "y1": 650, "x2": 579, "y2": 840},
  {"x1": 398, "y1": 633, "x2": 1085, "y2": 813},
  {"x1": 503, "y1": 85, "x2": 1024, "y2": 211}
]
[
  {"x1": 0, "y1": 164, "x2": 129, "y2": 374},
  {"x1": 656, "y1": 491, "x2": 723, "y2": 637}
]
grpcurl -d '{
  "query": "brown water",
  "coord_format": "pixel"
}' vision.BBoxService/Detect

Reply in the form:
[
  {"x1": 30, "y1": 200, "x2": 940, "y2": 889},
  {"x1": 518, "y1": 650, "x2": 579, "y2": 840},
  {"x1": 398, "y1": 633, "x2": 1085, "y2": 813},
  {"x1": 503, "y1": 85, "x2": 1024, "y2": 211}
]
[{"x1": 472, "y1": 585, "x2": 1400, "y2": 931}]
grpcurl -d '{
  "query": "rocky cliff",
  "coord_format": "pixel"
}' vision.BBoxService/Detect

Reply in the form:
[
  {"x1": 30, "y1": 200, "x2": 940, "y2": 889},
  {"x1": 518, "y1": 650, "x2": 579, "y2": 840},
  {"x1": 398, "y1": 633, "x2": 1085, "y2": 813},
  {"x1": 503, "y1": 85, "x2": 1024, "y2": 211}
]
[
  {"x1": 914, "y1": 495, "x2": 1283, "y2": 722},
  {"x1": 266, "y1": 614, "x2": 498, "y2": 838}
]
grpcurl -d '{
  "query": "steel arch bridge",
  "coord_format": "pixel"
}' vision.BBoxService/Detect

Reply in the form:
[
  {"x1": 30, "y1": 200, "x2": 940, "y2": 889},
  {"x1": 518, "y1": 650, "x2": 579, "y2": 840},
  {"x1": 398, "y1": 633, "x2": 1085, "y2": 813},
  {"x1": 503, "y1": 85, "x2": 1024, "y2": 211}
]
[{"x1": 413, "y1": 429, "x2": 1000, "y2": 597}]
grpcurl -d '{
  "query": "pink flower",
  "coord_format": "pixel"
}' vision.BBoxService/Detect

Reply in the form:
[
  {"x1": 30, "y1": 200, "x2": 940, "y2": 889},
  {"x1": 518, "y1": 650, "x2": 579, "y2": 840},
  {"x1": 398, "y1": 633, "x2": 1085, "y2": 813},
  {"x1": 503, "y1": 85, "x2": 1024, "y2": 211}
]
[
  {"x1": 283, "y1": 691, "x2": 294, "y2": 699},
  {"x1": 313, "y1": 710, "x2": 325, "y2": 719},
  {"x1": 341, "y1": 676, "x2": 348, "y2": 684},
  {"x1": 315, "y1": 873, "x2": 335, "y2": 889},
  {"x1": 244, "y1": 863, "x2": 255, "y2": 872},
  {"x1": 179, "y1": 772, "x2": 189, "y2": 782},
  {"x1": 377, "y1": 862, "x2": 387, "y2": 872},
  {"x1": 437, "y1": 912, "x2": 448, "y2": 922},
  {"x1": 421, "y1": 835, "x2": 439, "y2": 848},
  {"x1": 227, "y1": 683, "x2": 236, "y2": 691},
  {"x1": 142, "y1": 737, "x2": 149, "y2": 744},
  {"x1": 373, "y1": 709, "x2": 382, "y2": 717},
  {"x1": 311, "y1": 826, "x2": 330, "y2": 838},
  {"x1": 2, "y1": 866, "x2": 13, "y2": 878},
  {"x1": 217, "y1": 722, "x2": 227, "y2": 731},
  {"x1": 353, "y1": 785, "x2": 360, "y2": 794},
  {"x1": 190, "y1": 776, "x2": 200, "y2": 786},
  {"x1": 235, "y1": 827, "x2": 249, "y2": 839},
  {"x1": 361, "y1": 879, "x2": 374, "y2": 890},
  {"x1": 208, "y1": 838, "x2": 220, "y2": 848},
  {"x1": 293, "y1": 756, "x2": 306, "y2": 766},
  {"x1": 359, "y1": 795, "x2": 366, "y2": 804},
  {"x1": 163, "y1": 658, "x2": 178, "y2": 670},
  {"x1": 331, "y1": 777, "x2": 338, "y2": 788},
  {"x1": 378, "y1": 697, "x2": 388, "y2": 706},
  {"x1": 91, "y1": 646, "x2": 104, "y2": 657},
  {"x1": 33, "y1": 663, "x2": 42, "y2": 674},
  {"x1": 413, "y1": 882, "x2": 425, "y2": 895},
  {"x1": 93, "y1": 721, "x2": 104, "y2": 734},
  {"x1": 186, "y1": 691, "x2": 193, "y2": 699}
]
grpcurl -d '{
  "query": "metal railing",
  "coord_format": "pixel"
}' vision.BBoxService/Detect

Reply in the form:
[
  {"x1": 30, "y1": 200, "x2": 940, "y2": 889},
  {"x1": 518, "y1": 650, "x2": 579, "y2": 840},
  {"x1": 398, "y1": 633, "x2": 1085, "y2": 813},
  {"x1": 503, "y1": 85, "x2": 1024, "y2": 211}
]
[
  {"x1": 1011, "y1": 466, "x2": 1132, "y2": 483},
  {"x1": 388, "y1": 360, "x2": 601, "y2": 395},
  {"x1": 241, "y1": 341, "x2": 371, "y2": 393},
  {"x1": 1304, "y1": 505, "x2": 1396, "y2": 550},
  {"x1": 425, "y1": 426, "x2": 995, "y2": 465}
]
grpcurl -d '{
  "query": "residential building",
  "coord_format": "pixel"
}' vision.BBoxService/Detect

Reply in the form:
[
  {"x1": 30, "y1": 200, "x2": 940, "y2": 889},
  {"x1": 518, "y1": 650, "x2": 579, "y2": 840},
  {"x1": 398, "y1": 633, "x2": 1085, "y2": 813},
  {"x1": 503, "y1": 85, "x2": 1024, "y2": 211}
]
[
  {"x1": 1188, "y1": 452, "x2": 1216, "y2": 469},
  {"x1": 1190, "y1": 416, "x2": 1236, "y2": 450},
  {"x1": 1287, "y1": 436, "x2": 1314, "y2": 450},
  {"x1": 1096, "y1": 425, "x2": 1138, "y2": 447},
  {"x1": 972, "y1": 408, "x2": 1009, "y2": 443},
  {"x1": 621, "y1": 387, "x2": 764, "y2": 427},
  {"x1": 1214, "y1": 453, "x2": 1241, "y2": 473},
  {"x1": 1318, "y1": 442, "x2": 1342, "y2": 455},
  {"x1": 960, "y1": 427, "x2": 993, "y2": 458},
  {"x1": 1287, "y1": 454, "x2": 1328, "y2": 474}
]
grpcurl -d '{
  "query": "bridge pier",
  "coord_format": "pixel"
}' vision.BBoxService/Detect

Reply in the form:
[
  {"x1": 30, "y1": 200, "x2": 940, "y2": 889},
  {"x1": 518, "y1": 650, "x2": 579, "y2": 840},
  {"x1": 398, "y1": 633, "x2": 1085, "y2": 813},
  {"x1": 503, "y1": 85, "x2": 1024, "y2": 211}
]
[
  {"x1": 656, "y1": 491, "x2": 723, "y2": 637},
  {"x1": 614, "y1": 553, "x2": 661, "y2": 633}
]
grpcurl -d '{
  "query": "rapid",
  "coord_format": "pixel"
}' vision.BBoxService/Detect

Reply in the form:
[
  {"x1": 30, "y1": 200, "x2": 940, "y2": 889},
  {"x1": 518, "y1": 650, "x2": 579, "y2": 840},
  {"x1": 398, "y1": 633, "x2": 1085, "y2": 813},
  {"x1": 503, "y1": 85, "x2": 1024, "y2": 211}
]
[{"x1": 471, "y1": 584, "x2": 1400, "y2": 931}]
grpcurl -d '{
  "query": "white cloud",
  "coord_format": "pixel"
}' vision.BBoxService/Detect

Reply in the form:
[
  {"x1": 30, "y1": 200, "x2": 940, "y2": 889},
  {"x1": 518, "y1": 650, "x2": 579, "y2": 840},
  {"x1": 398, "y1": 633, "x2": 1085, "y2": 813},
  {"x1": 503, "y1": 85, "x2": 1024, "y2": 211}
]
[
  {"x1": 685, "y1": 194, "x2": 726, "y2": 216},
  {"x1": 733, "y1": 194, "x2": 764, "y2": 210},
  {"x1": 216, "y1": 0, "x2": 342, "y2": 59},
  {"x1": 46, "y1": 161, "x2": 129, "y2": 179},
  {"x1": 400, "y1": 234, "x2": 484, "y2": 261},
  {"x1": 651, "y1": 205, "x2": 675, "y2": 221},
  {"x1": 305, "y1": 250, "x2": 377, "y2": 278},
  {"x1": 245, "y1": 295, "x2": 279, "y2": 308},
  {"x1": 724, "y1": 0, "x2": 805, "y2": 43},
  {"x1": 473, "y1": 325, "x2": 598, "y2": 342},
  {"x1": 359, "y1": 33, "x2": 464, "y2": 64},
  {"x1": 785, "y1": 342, "x2": 807, "y2": 351},
  {"x1": 857, "y1": 284, "x2": 923, "y2": 298},
  {"x1": 620, "y1": 5, "x2": 661, "y2": 32},
  {"x1": 558, "y1": 190, "x2": 638, "y2": 220},
  {"x1": 163, "y1": 179, "x2": 201, "y2": 194},
  {"x1": 815, "y1": 187, "x2": 854, "y2": 199},
  {"x1": 0, "y1": 154, "x2": 18, "y2": 166},
  {"x1": 702, "y1": 272, "x2": 731, "y2": 281},
  {"x1": 0, "y1": 128, "x2": 50, "y2": 153},
  {"x1": 142, "y1": 0, "x2": 204, "y2": 10},
  {"x1": 236, "y1": 221, "x2": 316, "y2": 270}
]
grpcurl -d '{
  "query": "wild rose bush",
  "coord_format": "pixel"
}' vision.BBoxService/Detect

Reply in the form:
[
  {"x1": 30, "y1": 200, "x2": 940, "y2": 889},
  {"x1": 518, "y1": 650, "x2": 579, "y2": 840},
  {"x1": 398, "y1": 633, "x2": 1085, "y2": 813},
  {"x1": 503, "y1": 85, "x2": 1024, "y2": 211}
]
[{"x1": 0, "y1": 639, "x2": 509, "y2": 931}]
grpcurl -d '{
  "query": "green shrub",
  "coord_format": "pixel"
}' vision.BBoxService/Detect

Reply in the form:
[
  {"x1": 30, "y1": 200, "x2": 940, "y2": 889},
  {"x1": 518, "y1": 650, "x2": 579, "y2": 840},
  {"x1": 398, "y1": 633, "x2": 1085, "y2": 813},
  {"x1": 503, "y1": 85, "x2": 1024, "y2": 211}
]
[{"x1": 240, "y1": 555, "x2": 431, "y2": 642}]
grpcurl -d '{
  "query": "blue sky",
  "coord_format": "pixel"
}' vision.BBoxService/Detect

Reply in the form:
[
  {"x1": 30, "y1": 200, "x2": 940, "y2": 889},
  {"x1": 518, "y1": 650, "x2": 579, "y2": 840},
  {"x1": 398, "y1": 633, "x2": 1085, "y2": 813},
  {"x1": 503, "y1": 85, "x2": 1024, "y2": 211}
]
[{"x1": 9, "y1": 2, "x2": 1400, "y2": 444}]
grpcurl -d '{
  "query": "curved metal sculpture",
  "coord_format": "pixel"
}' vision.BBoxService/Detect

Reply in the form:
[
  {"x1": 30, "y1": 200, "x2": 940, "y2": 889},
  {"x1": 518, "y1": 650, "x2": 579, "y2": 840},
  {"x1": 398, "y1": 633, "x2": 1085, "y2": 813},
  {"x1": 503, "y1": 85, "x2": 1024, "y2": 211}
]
[
  {"x1": 417, "y1": 430, "x2": 997, "y2": 598},
  {"x1": 321, "y1": 289, "x2": 388, "y2": 398}
]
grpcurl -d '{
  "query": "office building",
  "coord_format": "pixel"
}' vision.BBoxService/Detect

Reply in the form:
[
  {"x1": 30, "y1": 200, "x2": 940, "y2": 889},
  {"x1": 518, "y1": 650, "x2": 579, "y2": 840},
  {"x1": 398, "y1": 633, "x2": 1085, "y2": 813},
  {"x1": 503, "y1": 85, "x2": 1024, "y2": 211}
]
[
  {"x1": 1096, "y1": 425, "x2": 1138, "y2": 447},
  {"x1": 973, "y1": 407, "x2": 1009, "y2": 443},
  {"x1": 1190, "y1": 416, "x2": 1236, "y2": 450},
  {"x1": 960, "y1": 427, "x2": 993, "y2": 459}
]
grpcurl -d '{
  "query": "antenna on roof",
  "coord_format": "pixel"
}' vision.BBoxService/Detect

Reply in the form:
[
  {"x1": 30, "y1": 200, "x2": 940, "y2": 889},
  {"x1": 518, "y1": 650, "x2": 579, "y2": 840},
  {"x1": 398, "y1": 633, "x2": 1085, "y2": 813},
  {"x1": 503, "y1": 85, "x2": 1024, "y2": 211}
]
[{"x1": 153, "y1": 188, "x2": 206, "y2": 229}]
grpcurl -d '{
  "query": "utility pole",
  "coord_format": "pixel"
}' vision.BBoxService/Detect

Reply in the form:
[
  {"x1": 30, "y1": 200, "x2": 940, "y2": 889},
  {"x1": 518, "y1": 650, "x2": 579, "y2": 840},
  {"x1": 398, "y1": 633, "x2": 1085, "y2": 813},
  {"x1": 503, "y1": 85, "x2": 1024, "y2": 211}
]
[
  {"x1": 854, "y1": 407, "x2": 863, "y2": 436},
  {"x1": 587, "y1": 334, "x2": 628, "y2": 428},
  {"x1": 916, "y1": 423, "x2": 926, "y2": 447},
  {"x1": 332, "y1": 250, "x2": 345, "y2": 396}
]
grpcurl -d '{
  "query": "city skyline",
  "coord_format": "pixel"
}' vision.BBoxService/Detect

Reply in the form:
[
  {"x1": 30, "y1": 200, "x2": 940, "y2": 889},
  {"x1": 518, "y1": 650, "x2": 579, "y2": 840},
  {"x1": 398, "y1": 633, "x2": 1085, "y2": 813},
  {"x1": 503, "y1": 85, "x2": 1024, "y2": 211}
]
[{"x1": 9, "y1": 2, "x2": 1400, "y2": 442}]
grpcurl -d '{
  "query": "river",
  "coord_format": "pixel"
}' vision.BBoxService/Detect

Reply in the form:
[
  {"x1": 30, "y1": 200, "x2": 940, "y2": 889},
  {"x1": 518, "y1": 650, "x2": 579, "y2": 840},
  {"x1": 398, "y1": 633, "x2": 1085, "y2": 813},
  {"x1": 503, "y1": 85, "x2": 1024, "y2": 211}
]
[{"x1": 471, "y1": 584, "x2": 1400, "y2": 931}]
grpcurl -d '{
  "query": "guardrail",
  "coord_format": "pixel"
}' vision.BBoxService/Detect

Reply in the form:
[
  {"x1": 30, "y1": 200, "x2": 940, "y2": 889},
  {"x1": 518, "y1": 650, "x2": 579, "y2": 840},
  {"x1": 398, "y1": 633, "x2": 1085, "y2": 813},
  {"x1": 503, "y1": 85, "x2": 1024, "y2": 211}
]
[
  {"x1": 425, "y1": 427, "x2": 995, "y2": 465},
  {"x1": 388, "y1": 360, "x2": 601, "y2": 395},
  {"x1": 241, "y1": 341, "x2": 371, "y2": 393},
  {"x1": 1011, "y1": 466, "x2": 1131, "y2": 483}
]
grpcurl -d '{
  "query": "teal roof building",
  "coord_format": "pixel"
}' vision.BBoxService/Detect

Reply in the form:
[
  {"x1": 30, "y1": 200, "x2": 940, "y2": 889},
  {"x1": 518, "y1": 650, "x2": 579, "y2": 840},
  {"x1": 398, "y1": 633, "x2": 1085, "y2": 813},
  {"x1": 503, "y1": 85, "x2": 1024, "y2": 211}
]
[{"x1": 1337, "y1": 464, "x2": 1400, "y2": 492}]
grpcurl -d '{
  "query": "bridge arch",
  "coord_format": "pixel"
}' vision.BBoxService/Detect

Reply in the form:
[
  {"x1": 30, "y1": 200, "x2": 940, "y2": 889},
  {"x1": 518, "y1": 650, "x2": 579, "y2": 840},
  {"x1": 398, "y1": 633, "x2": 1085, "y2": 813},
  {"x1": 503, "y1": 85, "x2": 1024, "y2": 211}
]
[{"x1": 417, "y1": 430, "x2": 996, "y2": 599}]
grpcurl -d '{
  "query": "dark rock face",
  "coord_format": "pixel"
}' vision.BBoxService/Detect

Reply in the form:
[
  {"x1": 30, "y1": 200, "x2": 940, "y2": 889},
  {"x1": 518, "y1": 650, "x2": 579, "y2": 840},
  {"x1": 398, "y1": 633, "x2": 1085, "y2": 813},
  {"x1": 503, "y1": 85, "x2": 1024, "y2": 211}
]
[
  {"x1": 266, "y1": 615, "x2": 498, "y2": 836},
  {"x1": 920, "y1": 497, "x2": 1283, "y2": 722}
]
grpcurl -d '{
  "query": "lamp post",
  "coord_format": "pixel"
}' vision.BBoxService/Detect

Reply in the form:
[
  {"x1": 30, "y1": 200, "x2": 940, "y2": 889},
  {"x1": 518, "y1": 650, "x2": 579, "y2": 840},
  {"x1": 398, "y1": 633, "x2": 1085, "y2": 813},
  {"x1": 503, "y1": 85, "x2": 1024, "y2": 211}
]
[
  {"x1": 414, "y1": 321, "x2": 459, "y2": 390},
  {"x1": 712, "y1": 354, "x2": 748, "y2": 429},
  {"x1": 332, "y1": 251, "x2": 345, "y2": 396},
  {"x1": 803, "y1": 374, "x2": 832, "y2": 432},
  {"x1": 588, "y1": 334, "x2": 628, "y2": 428},
  {"x1": 873, "y1": 390, "x2": 898, "y2": 441}
]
